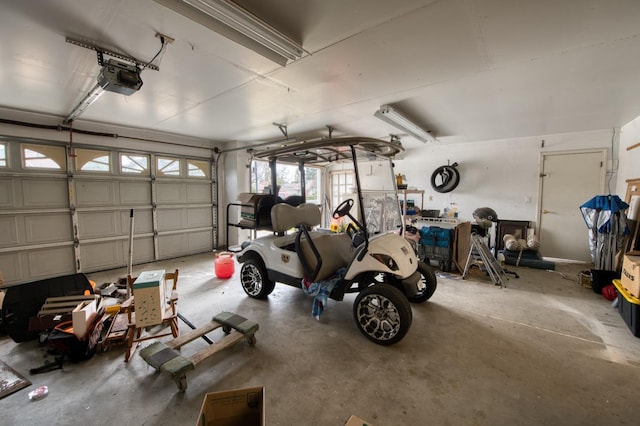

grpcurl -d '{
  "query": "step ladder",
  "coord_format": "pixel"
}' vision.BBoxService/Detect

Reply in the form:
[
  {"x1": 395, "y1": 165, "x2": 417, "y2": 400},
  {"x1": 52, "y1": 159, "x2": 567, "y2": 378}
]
[{"x1": 462, "y1": 234, "x2": 509, "y2": 287}]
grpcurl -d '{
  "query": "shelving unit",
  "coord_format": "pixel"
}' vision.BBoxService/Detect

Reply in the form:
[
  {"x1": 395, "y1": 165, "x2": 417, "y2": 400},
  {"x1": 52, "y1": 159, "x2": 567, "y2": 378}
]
[
  {"x1": 226, "y1": 193, "x2": 277, "y2": 251},
  {"x1": 416, "y1": 217, "x2": 459, "y2": 226},
  {"x1": 400, "y1": 189, "x2": 424, "y2": 224}
]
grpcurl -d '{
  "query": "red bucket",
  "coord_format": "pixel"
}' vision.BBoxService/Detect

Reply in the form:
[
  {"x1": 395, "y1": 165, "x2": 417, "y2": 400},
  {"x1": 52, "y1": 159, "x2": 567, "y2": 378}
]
[{"x1": 215, "y1": 252, "x2": 235, "y2": 279}]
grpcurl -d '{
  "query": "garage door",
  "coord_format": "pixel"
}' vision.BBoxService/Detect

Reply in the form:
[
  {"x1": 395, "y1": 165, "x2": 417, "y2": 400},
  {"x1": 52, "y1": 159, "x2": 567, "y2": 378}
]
[{"x1": 0, "y1": 140, "x2": 215, "y2": 285}]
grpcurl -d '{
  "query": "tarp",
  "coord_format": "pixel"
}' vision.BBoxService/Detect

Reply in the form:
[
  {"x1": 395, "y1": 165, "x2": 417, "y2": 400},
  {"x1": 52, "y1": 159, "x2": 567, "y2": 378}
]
[{"x1": 580, "y1": 195, "x2": 629, "y2": 270}]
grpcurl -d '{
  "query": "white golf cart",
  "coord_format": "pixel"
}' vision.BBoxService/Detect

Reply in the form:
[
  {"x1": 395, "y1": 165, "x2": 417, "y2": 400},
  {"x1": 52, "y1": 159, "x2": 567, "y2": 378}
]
[{"x1": 235, "y1": 137, "x2": 437, "y2": 345}]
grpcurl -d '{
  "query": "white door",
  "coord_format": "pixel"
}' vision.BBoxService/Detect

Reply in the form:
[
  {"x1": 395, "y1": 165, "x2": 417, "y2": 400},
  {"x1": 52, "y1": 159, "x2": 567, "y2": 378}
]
[{"x1": 538, "y1": 150, "x2": 604, "y2": 261}]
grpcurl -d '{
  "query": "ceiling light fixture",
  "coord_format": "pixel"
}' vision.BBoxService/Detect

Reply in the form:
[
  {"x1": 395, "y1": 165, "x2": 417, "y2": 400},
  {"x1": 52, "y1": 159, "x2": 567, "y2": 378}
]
[
  {"x1": 64, "y1": 84, "x2": 105, "y2": 124},
  {"x1": 374, "y1": 105, "x2": 437, "y2": 143},
  {"x1": 154, "y1": 0, "x2": 304, "y2": 66}
]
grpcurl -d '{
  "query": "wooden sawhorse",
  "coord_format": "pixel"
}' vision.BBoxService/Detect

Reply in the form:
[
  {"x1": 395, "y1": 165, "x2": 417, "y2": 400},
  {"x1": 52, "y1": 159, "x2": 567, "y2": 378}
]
[{"x1": 139, "y1": 312, "x2": 258, "y2": 391}]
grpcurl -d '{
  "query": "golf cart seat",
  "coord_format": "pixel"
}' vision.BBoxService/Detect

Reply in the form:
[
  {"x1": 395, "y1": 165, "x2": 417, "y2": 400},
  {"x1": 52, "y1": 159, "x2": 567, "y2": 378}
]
[
  {"x1": 271, "y1": 202, "x2": 321, "y2": 232},
  {"x1": 271, "y1": 203, "x2": 352, "y2": 282}
]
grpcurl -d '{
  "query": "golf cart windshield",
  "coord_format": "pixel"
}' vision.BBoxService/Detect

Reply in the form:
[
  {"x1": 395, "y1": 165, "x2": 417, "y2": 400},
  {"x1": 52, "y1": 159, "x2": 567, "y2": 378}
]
[{"x1": 250, "y1": 137, "x2": 404, "y2": 234}]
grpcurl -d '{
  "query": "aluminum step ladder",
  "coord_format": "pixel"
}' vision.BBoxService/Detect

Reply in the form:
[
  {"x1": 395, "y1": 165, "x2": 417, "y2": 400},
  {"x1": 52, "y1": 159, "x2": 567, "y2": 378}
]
[{"x1": 462, "y1": 234, "x2": 509, "y2": 287}]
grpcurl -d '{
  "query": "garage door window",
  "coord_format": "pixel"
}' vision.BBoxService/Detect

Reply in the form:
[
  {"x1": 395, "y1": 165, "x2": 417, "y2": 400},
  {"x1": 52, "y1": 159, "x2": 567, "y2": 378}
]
[
  {"x1": 157, "y1": 156, "x2": 181, "y2": 176},
  {"x1": 0, "y1": 143, "x2": 6, "y2": 167},
  {"x1": 75, "y1": 148, "x2": 111, "y2": 172},
  {"x1": 187, "y1": 159, "x2": 209, "y2": 177},
  {"x1": 121, "y1": 153, "x2": 150, "y2": 174},
  {"x1": 22, "y1": 143, "x2": 66, "y2": 170}
]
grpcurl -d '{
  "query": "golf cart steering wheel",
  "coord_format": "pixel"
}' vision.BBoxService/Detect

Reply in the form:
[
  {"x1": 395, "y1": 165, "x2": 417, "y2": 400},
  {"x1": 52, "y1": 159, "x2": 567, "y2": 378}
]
[{"x1": 333, "y1": 198, "x2": 354, "y2": 219}]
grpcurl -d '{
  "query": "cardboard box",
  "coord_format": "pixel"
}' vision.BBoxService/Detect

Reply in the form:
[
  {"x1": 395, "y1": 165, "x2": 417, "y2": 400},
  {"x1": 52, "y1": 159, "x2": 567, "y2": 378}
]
[
  {"x1": 345, "y1": 415, "x2": 373, "y2": 426},
  {"x1": 237, "y1": 193, "x2": 275, "y2": 227},
  {"x1": 133, "y1": 270, "x2": 166, "y2": 328},
  {"x1": 72, "y1": 299, "x2": 97, "y2": 339},
  {"x1": 197, "y1": 386, "x2": 264, "y2": 426},
  {"x1": 621, "y1": 254, "x2": 640, "y2": 298}
]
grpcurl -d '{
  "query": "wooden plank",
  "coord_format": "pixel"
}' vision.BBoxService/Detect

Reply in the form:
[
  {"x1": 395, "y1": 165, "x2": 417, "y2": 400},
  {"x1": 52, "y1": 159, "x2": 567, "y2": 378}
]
[
  {"x1": 453, "y1": 221, "x2": 471, "y2": 273},
  {"x1": 40, "y1": 301, "x2": 85, "y2": 310},
  {"x1": 41, "y1": 295, "x2": 95, "y2": 302},
  {"x1": 41, "y1": 298, "x2": 91, "y2": 307},
  {"x1": 166, "y1": 321, "x2": 222, "y2": 350},
  {"x1": 38, "y1": 307, "x2": 80, "y2": 315},
  {"x1": 38, "y1": 297, "x2": 96, "y2": 315},
  {"x1": 190, "y1": 332, "x2": 245, "y2": 366},
  {"x1": 105, "y1": 313, "x2": 129, "y2": 342}
]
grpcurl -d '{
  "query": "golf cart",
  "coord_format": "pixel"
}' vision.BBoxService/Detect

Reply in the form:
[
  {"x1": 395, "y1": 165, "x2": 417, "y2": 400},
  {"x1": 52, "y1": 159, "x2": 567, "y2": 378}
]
[{"x1": 235, "y1": 137, "x2": 437, "y2": 345}]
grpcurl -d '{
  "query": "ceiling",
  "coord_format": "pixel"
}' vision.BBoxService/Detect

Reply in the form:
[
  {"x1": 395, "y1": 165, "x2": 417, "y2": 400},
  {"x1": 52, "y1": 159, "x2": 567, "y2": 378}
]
[{"x1": 2, "y1": 0, "x2": 640, "y2": 151}]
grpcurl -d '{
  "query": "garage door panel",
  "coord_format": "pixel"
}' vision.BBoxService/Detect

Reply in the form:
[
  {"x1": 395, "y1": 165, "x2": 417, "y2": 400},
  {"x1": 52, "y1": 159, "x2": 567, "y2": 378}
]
[
  {"x1": 157, "y1": 208, "x2": 184, "y2": 231},
  {"x1": 75, "y1": 181, "x2": 115, "y2": 207},
  {"x1": 187, "y1": 207, "x2": 213, "y2": 227},
  {"x1": 80, "y1": 241, "x2": 123, "y2": 271},
  {"x1": 23, "y1": 179, "x2": 68, "y2": 207},
  {"x1": 119, "y1": 181, "x2": 151, "y2": 205},
  {"x1": 156, "y1": 182, "x2": 186, "y2": 204},
  {"x1": 0, "y1": 253, "x2": 23, "y2": 284},
  {"x1": 120, "y1": 209, "x2": 153, "y2": 234},
  {"x1": 27, "y1": 246, "x2": 75, "y2": 278},
  {"x1": 78, "y1": 211, "x2": 118, "y2": 239},
  {"x1": 0, "y1": 179, "x2": 15, "y2": 207},
  {"x1": 187, "y1": 230, "x2": 213, "y2": 252},
  {"x1": 186, "y1": 183, "x2": 212, "y2": 203},
  {"x1": 120, "y1": 237, "x2": 154, "y2": 264},
  {"x1": 25, "y1": 213, "x2": 72, "y2": 244},
  {"x1": 0, "y1": 216, "x2": 19, "y2": 247},
  {"x1": 157, "y1": 234, "x2": 186, "y2": 258}
]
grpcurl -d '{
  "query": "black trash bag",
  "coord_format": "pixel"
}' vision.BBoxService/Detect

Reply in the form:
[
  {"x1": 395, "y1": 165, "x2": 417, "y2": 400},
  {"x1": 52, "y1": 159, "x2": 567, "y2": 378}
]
[{"x1": 47, "y1": 321, "x2": 97, "y2": 363}]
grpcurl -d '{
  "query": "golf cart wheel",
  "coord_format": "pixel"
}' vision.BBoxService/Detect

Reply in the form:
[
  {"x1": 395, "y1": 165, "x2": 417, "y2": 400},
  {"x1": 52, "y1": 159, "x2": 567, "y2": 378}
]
[
  {"x1": 353, "y1": 284, "x2": 412, "y2": 346},
  {"x1": 408, "y1": 261, "x2": 438, "y2": 303},
  {"x1": 240, "y1": 257, "x2": 275, "y2": 299}
]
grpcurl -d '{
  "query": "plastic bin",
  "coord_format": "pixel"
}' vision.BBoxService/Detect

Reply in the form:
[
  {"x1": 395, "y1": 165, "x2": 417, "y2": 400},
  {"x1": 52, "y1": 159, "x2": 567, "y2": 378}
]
[
  {"x1": 612, "y1": 279, "x2": 640, "y2": 337},
  {"x1": 420, "y1": 244, "x2": 452, "y2": 272}
]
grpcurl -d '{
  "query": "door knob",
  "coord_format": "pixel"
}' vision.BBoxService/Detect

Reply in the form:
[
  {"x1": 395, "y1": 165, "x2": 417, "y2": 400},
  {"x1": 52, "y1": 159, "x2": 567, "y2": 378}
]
[{"x1": 542, "y1": 209, "x2": 550, "y2": 214}]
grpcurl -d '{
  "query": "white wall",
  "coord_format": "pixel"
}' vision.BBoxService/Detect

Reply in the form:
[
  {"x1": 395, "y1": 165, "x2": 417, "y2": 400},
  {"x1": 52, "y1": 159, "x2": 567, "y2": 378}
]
[
  {"x1": 220, "y1": 148, "x2": 253, "y2": 246},
  {"x1": 617, "y1": 115, "x2": 640, "y2": 192},
  {"x1": 395, "y1": 128, "x2": 617, "y2": 225}
]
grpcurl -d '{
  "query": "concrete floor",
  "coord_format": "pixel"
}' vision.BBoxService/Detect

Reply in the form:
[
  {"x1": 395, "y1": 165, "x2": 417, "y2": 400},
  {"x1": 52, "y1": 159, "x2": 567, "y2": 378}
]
[{"x1": 2, "y1": 253, "x2": 640, "y2": 425}]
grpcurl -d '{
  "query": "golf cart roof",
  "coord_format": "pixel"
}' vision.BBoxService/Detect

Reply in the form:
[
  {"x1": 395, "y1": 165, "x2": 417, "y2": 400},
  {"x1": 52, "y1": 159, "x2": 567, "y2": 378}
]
[{"x1": 250, "y1": 136, "x2": 404, "y2": 165}]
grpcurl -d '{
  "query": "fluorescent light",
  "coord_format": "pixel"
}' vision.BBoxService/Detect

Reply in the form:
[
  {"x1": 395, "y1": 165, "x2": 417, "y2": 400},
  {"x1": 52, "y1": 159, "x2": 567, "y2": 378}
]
[
  {"x1": 374, "y1": 105, "x2": 437, "y2": 143},
  {"x1": 154, "y1": 0, "x2": 303, "y2": 66},
  {"x1": 64, "y1": 83, "x2": 105, "y2": 124}
]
